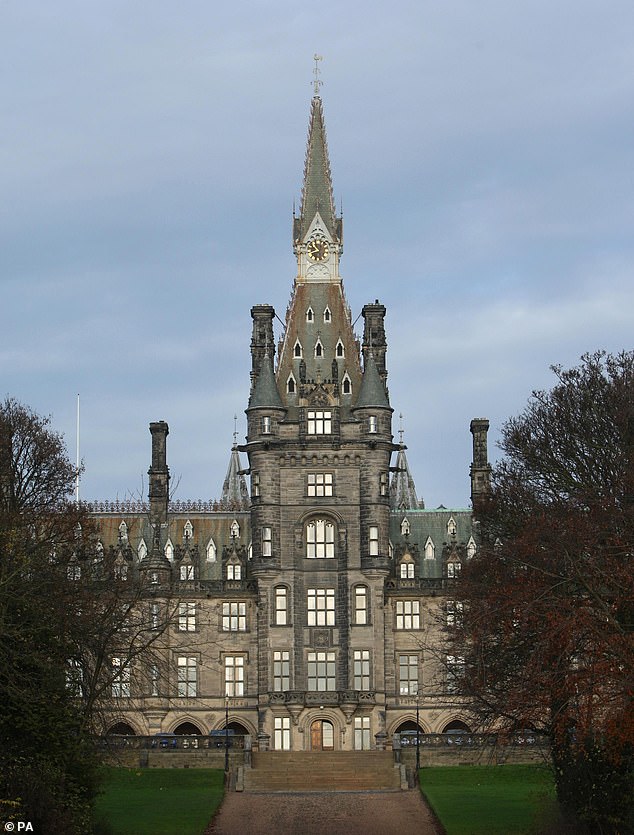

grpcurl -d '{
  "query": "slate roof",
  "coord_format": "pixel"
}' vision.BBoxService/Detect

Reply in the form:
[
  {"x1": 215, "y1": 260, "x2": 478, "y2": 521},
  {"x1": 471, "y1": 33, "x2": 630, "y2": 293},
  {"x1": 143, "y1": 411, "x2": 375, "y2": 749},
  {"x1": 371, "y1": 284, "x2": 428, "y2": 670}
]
[
  {"x1": 221, "y1": 445, "x2": 250, "y2": 506},
  {"x1": 354, "y1": 351, "x2": 390, "y2": 409},
  {"x1": 389, "y1": 444, "x2": 422, "y2": 509},
  {"x1": 249, "y1": 351, "x2": 285, "y2": 410}
]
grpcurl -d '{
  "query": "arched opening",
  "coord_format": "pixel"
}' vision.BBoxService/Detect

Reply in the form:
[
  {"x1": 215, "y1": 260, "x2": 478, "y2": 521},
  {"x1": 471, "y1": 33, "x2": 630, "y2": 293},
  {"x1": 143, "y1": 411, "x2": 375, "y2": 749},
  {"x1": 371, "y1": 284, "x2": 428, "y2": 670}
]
[
  {"x1": 227, "y1": 721, "x2": 250, "y2": 736},
  {"x1": 310, "y1": 719, "x2": 334, "y2": 751},
  {"x1": 107, "y1": 722, "x2": 136, "y2": 736},
  {"x1": 393, "y1": 719, "x2": 424, "y2": 747},
  {"x1": 442, "y1": 720, "x2": 472, "y2": 734},
  {"x1": 173, "y1": 721, "x2": 202, "y2": 735}
]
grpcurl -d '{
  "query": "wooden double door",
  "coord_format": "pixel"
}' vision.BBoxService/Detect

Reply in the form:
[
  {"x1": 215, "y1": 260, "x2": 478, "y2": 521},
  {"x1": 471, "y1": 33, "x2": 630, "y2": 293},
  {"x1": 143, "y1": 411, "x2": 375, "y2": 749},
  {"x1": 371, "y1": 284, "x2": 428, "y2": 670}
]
[{"x1": 310, "y1": 719, "x2": 334, "y2": 750}]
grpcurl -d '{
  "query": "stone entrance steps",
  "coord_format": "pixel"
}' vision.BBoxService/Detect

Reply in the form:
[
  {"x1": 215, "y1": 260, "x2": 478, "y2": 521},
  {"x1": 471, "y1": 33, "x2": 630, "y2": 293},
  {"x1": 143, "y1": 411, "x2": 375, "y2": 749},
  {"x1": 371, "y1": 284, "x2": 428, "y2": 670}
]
[{"x1": 243, "y1": 751, "x2": 402, "y2": 792}]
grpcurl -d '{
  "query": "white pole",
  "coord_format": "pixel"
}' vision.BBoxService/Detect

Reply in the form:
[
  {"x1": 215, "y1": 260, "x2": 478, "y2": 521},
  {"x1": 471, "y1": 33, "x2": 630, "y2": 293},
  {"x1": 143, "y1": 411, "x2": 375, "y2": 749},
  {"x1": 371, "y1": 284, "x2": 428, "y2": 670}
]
[{"x1": 76, "y1": 394, "x2": 80, "y2": 504}]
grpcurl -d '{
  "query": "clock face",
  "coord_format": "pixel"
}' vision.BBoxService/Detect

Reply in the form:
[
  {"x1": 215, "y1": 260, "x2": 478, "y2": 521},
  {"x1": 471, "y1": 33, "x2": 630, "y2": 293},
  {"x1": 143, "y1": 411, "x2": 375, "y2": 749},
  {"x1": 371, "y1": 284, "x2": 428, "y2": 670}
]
[{"x1": 307, "y1": 237, "x2": 329, "y2": 262}]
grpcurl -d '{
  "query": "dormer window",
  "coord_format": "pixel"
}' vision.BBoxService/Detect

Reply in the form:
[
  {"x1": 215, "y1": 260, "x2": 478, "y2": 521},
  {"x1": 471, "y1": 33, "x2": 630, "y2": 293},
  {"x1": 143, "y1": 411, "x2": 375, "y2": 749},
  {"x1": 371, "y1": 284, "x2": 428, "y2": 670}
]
[
  {"x1": 314, "y1": 339, "x2": 323, "y2": 358},
  {"x1": 342, "y1": 373, "x2": 352, "y2": 395},
  {"x1": 294, "y1": 340, "x2": 303, "y2": 358},
  {"x1": 183, "y1": 520, "x2": 193, "y2": 542},
  {"x1": 180, "y1": 563, "x2": 195, "y2": 581},
  {"x1": 306, "y1": 307, "x2": 314, "y2": 323},
  {"x1": 206, "y1": 538, "x2": 217, "y2": 562},
  {"x1": 118, "y1": 521, "x2": 128, "y2": 543},
  {"x1": 323, "y1": 307, "x2": 331, "y2": 323},
  {"x1": 137, "y1": 539, "x2": 148, "y2": 561},
  {"x1": 261, "y1": 416, "x2": 272, "y2": 434},
  {"x1": 400, "y1": 557, "x2": 415, "y2": 579},
  {"x1": 424, "y1": 537, "x2": 435, "y2": 560},
  {"x1": 335, "y1": 339, "x2": 344, "y2": 358},
  {"x1": 447, "y1": 517, "x2": 457, "y2": 537},
  {"x1": 287, "y1": 374, "x2": 296, "y2": 394},
  {"x1": 466, "y1": 536, "x2": 477, "y2": 559},
  {"x1": 230, "y1": 520, "x2": 240, "y2": 539},
  {"x1": 164, "y1": 539, "x2": 174, "y2": 561},
  {"x1": 227, "y1": 562, "x2": 242, "y2": 580}
]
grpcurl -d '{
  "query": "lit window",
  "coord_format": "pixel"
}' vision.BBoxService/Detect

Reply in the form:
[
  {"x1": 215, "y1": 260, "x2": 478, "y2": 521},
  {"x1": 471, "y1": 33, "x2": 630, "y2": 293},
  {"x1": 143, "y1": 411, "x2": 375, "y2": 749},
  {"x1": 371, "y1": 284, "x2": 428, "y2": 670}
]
[
  {"x1": 307, "y1": 410, "x2": 332, "y2": 435},
  {"x1": 177, "y1": 656, "x2": 197, "y2": 697},
  {"x1": 261, "y1": 416, "x2": 271, "y2": 434},
  {"x1": 223, "y1": 601, "x2": 247, "y2": 631},
  {"x1": 225, "y1": 656, "x2": 244, "y2": 697},
  {"x1": 206, "y1": 538, "x2": 217, "y2": 562},
  {"x1": 354, "y1": 716, "x2": 371, "y2": 750},
  {"x1": 306, "y1": 519, "x2": 335, "y2": 559},
  {"x1": 273, "y1": 650, "x2": 290, "y2": 691},
  {"x1": 307, "y1": 588, "x2": 335, "y2": 626},
  {"x1": 307, "y1": 651, "x2": 336, "y2": 691},
  {"x1": 395, "y1": 600, "x2": 420, "y2": 630},
  {"x1": 274, "y1": 716, "x2": 291, "y2": 750},
  {"x1": 399, "y1": 654, "x2": 418, "y2": 695},
  {"x1": 353, "y1": 650, "x2": 370, "y2": 689},
  {"x1": 274, "y1": 586, "x2": 288, "y2": 625},
  {"x1": 369, "y1": 526, "x2": 379, "y2": 556},
  {"x1": 227, "y1": 563, "x2": 242, "y2": 580},
  {"x1": 180, "y1": 564, "x2": 194, "y2": 580},
  {"x1": 307, "y1": 473, "x2": 333, "y2": 497},
  {"x1": 400, "y1": 560, "x2": 414, "y2": 579},
  {"x1": 178, "y1": 602, "x2": 196, "y2": 632},
  {"x1": 112, "y1": 657, "x2": 131, "y2": 698},
  {"x1": 262, "y1": 526, "x2": 272, "y2": 557},
  {"x1": 354, "y1": 586, "x2": 368, "y2": 625},
  {"x1": 368, "y1": 415, "x2": 377, "y2": 433},
  {"x1": 447, "y1": 561, "x2": 461, "y2": 579}
]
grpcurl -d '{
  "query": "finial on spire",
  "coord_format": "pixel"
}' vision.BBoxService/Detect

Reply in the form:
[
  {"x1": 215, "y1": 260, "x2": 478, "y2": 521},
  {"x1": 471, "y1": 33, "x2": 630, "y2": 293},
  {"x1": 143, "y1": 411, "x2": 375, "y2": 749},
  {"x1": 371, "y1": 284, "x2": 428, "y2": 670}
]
[
  {"x1": 233, "y1": 414, "x2": 238, "y2": 446},
  {"x1": 399, "y1": 413, "x2": 405, "y2": 445},
  {"x1": 312, "y1": 54, "x2": 323, "y2": 96}
]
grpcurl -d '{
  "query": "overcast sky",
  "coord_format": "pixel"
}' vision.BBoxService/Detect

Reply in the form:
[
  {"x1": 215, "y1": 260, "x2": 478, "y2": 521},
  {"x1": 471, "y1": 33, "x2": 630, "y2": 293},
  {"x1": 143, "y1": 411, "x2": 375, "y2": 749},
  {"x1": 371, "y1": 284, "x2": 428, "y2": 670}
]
[{"x1": 2, "y1": 1, "x2": 633, "y2": 509}]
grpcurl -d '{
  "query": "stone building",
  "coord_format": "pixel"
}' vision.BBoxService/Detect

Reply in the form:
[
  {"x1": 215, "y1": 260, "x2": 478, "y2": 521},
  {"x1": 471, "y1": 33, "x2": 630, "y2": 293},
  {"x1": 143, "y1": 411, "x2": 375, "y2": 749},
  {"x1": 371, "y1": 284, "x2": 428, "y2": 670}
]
[{"x1": 89, "y1": 91, "x2": 491, "y2": 751}]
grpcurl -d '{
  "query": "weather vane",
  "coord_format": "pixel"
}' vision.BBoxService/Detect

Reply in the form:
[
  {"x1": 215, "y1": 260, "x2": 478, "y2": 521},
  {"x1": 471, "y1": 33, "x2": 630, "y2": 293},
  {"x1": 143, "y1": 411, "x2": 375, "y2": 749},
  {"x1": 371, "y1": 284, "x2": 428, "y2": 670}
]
[{"x1": 313, "y1": 54, "x2": 323, "y2": 96}]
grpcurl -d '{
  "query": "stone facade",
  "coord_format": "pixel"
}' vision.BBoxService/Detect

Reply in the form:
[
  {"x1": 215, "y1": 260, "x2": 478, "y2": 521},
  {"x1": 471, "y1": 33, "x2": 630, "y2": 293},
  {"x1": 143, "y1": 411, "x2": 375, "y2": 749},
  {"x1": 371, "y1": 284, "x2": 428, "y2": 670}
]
[{"x1": 89, "y1": 93, "x2": 490, "y2": 752}]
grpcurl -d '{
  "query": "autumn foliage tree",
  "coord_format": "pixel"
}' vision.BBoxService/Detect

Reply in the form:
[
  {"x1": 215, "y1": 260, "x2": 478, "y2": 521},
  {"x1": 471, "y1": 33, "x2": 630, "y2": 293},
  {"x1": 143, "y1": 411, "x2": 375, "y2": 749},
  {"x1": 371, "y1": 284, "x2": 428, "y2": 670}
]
[{"x1": 447, "y1": 352, "x2": 634, "y2": 833}]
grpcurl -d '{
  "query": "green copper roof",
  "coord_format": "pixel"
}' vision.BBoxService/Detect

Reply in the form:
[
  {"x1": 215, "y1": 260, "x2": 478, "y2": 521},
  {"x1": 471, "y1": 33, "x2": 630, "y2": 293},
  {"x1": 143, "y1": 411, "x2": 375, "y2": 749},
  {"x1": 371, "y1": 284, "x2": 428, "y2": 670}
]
[
  {"x1": 248, "y1": 351, "x2": 285, "y2": 410},
  {"x1": 354, "y1": 351, "x2": 390, "y2": 408},
  {"x1": 295, "y1": 96, "x2": 339, "y2": 242}
]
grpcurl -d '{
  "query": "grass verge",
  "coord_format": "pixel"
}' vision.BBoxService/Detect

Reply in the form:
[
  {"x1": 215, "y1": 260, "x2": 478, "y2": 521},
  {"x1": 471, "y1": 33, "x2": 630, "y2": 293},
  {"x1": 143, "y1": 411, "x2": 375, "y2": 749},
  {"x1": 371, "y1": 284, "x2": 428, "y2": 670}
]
[
  {"x1": 419, "y1": 764, "x2": 557, "y2": 835},
  {"x1": 94, "y1": 767, "x2": 225, "y2": 835}
]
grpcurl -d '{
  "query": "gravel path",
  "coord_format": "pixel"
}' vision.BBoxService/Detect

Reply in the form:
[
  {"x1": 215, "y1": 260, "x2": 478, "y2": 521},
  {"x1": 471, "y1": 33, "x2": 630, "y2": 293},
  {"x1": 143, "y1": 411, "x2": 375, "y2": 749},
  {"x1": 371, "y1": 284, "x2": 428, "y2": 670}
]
[{"x1": 206, "y1": 790, "x2": 441, "y2": 835}]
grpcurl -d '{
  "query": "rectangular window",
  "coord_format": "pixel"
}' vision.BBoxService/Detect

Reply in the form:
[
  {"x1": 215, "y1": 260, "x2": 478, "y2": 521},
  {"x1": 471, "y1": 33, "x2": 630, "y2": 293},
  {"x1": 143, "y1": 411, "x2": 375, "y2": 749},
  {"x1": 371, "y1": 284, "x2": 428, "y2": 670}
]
[
  {"x1": 274, "y1": 716, "x2": 291, "y2": 750},
  {"x1": 446, "y1": 655, "x2": 464, "y2": 694},
  {"x1": 177, "y1": 656, "x2": 197, "y2": 697},
  {"x1": 307, "y1": 651, "x2": 336, "y2": 691},
  {"x1": 150, "y1": 602, "x2": 160, "y2": 630},
  {"x1": 149, "y1": 663, "x2": 159, "y2": 697},
  {"x1": 446, "y1": 600, "x2": 464, "y2": 628},
  {"x1": 307, "y1": 473, "x2": 333, "y2": 497},
  {"x1": 353, "y1": 650, "x2": 370, "y2": 690},
  {"x1": 67, "y1": 563, "x2": 81, "y2": 580},
  {"x1": 369, "y1": 525, "x2": 379, "y2": 556},
  {"x1": 262, "y1": 527, "x2": 272, "y2": 557},
  {"x1": 225, "y1": 656, "x2": 244, "y2": 697},
  {"x1": 379, "y1": 472, "x2": 388, "y2": 496},
  {"x1": 251, "y1": 472, "x2": 260, "y2": 497},
  {"x1": 307, "y1": 588, "x2": 335, "y2": 626},
  {"x1": 178, "y1": 602, "x2": 196, "y2": 632},
  {"x1": 368, "y1": 416, "x2": 378, "y2": 434},
  {"x1": 180, "y1": 564, "x2": 194, "y2": 580},
  {"x1": 222, "y1": 601, "x2": 247, "y2": 631},
  {"x1": 399, "y1": 654, "x2": 418, "y2": 695},
  {"x1": 306, "y1": 519, "x2": 335, "y2": 559},
  {"x1": 274, "y1": 587, "x2": 288, "y2": 625},
  {"x1": 261, "y1": 416, "x2": 271, "y2": 434},
  {"x1": 354, "y1": 586, "x2": 368, "y2": 625},
  {"x1": 354, "y1": 716, "x2": 371, "y2": 750},
  {"x1": 111, "y1": 657, "x2": 130, "y2": 698},
  {"x1": 447, "y1": 561, "x2": 461, "y2": 579},
  {"x1": 273, "y1": 650, "x2": 290, "y2": 691},
  {"x1": 227, "y1": 563, "x2": 242, "y2": 580},
  {"x1": 307, "y1": 410, "x2": 332, "y2": 435},
  {"x1": 395, "y1": 600, "x2": 420, "y2": 630}
]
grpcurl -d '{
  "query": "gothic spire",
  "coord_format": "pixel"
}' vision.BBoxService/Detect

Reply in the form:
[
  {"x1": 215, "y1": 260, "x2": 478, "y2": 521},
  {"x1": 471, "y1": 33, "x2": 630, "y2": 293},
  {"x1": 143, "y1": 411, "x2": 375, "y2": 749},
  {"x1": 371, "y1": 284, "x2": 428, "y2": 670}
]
[
  {"x1": 390, "y1": 427, "x2": 423, "y2": 510},
  {"x1": 221, "y1": 442, "x2": 250, "y2": 507},
  {"x1": 293, "y1": 94, "x2": 341, "y2": 245}
]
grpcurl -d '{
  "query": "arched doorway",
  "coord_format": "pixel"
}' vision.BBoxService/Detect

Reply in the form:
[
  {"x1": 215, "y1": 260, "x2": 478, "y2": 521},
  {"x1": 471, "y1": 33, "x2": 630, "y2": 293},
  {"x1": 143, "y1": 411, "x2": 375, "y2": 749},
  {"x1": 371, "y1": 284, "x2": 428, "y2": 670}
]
[
  {"x1": 310, "y1": 719, "x2": 334, "y2": 751},
  {"x1": 173, "y1": 721, "x2": 202, "y2": 735},
  {"x1": 107, "y1": 722, "x2": 136, "y2": 736}
]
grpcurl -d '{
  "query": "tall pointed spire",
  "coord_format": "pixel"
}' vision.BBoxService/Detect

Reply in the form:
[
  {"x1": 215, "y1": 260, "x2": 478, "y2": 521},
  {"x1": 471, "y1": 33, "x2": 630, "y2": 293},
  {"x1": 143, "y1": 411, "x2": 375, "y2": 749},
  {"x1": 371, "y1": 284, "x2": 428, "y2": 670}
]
[
  {"x1": 293, "y1": 86, "x2": 341, "y2": 246},
  {"x1": 221, "y1": 441, "x2": 250, "y2": 507},
  {"x1": 390, "y1": 418, "x2": 423, "y2": 510}
]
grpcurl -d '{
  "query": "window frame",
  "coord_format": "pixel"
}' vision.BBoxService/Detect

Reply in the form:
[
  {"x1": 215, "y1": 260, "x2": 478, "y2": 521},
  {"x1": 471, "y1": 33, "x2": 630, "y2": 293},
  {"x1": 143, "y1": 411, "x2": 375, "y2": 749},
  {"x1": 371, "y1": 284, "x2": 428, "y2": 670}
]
[
  {"x1": 395, "y1": 599, "x2": 421, "y2": 630},
  {"x1": 307, "y1": 587, "x2": 335, "y2": 626},
  {"x1": 307, "y1": 472, "x2": 334, "y2": 497},
  {"x1": 222, "y1": 601, "x2": 247, "y2": 632},
  {"x1": 306, "y1": 519, "x2": 335, "y2": 559},
  {"x1": 177, "y1": 655, "x2": 197, "y2": 698},
  {"x1": 178, "y1": 602, "x2": 196, "y2": 632},
  {"x1": 225, "y1": 655, "x2": 245, "y2": 697},
  {"x1": 307, "y1": 650, "x2": 336, "y2": 691},
  {"x1": 353, "y1": 649, "x2": 371, "y2": 690},
  {"x1": 273, "y1": 650, "x2": 290, "y2": 692},
  {"x1": 307, "y1": 410, "x2": 332, "y2": 435}
]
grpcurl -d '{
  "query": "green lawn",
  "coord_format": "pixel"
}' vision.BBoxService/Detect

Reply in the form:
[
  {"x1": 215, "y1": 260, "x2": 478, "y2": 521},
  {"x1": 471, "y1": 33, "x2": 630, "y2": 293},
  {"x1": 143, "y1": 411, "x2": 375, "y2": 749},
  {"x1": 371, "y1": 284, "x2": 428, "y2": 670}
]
[
  {"x1": 419, "y1": 765, "x2": 557, "y2": 835},
  {"x1": 94, "y1": 768, "x2": 225, "y2": 835}
]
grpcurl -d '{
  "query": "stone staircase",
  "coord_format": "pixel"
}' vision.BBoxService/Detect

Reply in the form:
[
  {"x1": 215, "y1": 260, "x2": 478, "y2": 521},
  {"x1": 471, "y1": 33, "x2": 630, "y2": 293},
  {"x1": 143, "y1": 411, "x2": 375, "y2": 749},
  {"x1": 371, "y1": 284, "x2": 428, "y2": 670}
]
[{"x1": 241, "y1": 751, "x2": 403, "y2": 792}]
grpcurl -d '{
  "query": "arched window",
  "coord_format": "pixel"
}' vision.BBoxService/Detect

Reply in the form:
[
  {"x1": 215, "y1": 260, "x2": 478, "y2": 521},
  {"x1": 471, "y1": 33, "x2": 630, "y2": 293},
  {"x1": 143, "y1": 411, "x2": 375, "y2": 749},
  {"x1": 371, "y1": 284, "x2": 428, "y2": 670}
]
[
  {"x1": 230, "y1": 519, "x2": 240, "y2": 539},
  {"x1": 274, "y1": 586, "x2": 288, "y2": 625},
  {"x1": 306, "y1": 519, "x2": 335, "y2": 559},
  {"x1": 424, "y1": 537, "x2": 435, "y2": 560},
  {"x1": 323, "y1": 307, "x2": 331, "y2": 323},
  {"x1": 306, "y1": 307, "x2": 314, "y2": 323},
  {"x1": 206, "y1": 538, "x2": 217, "y2": 562},
  {"x1": 164, "y1": 538, "x2": 174, "y2": 561},
  {"x1": 137, "y1": 538, "x2": 148, "y2": 561},
  {"x1": 400, "y1": 517, "x2": 410, "y2": 537},
  {"x1": 183, "y1": 520, "x2": 193, "y2": 541},
  {"x1": 447, "y1": 517, "x2": 457, "y2": 537},
  {"x1": 314, "y1": 339, "x2": 323, "y2": 358},
  {"x1": 287, "y1": 374, "x2": 296, "y2": 394},
  {"x1": 118, "y1": 520, "x2": 128, "y2": 543},
  {"x1": 294, "y1": 340, "x2": 303, "y2": 358},
  {"x1": 342, "y1": 373, "x2": 352, "y2": 395},
  {"x1": 466, "y1": 536, "x2": 477, "y2": 559}
]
